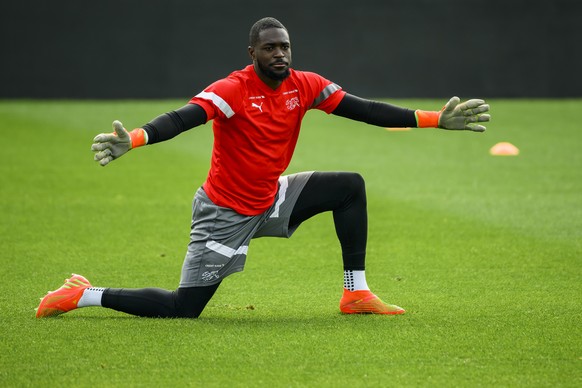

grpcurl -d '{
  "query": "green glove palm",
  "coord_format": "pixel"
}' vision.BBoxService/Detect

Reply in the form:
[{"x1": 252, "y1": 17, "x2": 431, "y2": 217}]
[
  {"x1": 91, "y1": 121, "x2": 132, "y2": 166},
  {"x1": 438, "y1": 96, "x2": 491, "y2": 132}
]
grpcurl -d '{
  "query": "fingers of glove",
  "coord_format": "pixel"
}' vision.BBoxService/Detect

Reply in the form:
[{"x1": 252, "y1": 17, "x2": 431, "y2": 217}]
[
  {"x1": 93, "y1": 148, "x2": 112, "y2": 161},
  {"x1": 464, "y1": 113, "x2": 491, "y2": 123},
  {"x1": 459, "y1": 99, "x2": 485, "y2": 109},
  {"x1": 458, "y1": 99, "x2": 488, "y2": 115},
  {"x1": 112, "y1": 120, "x2": 130, "y2": 139},
  {"x1": 92, "y1": 121, "x2": 129, "y2": 143},
  {"x1": 91, "y1": 142, "x2": 112, "y2": 152},
  {"x1": 93, "y1": 133, "x2": 118, "y2": 143},
  {"x1": 477, "y1": 113, "x2": 491, "y2": 122},
  {"x1": 465, "y1": 123, "x2": 486, "y2": 132},
  {"x1": 462, "y1": 104, "x2": 490, "y2": 116},
  {"x1": 98, "y1": 155, "x2": 114, "y2": 166},
  {"x1": 442, "y1": 96, "x2": 460, "y2": 113}
]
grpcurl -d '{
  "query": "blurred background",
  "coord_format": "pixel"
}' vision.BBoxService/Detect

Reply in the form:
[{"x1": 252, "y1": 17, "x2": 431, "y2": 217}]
[{"x1": 1, "y1": 0, "x2": 581, "y2": 99}]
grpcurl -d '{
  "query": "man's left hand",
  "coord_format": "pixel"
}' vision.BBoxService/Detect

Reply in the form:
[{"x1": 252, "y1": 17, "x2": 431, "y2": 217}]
[{"x1": 438, "y1": 96, "x2": 490, "y2": 132}]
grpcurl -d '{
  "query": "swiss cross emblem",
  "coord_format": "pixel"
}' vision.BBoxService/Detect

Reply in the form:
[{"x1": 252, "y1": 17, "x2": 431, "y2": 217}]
[{"x1": 286, "y1": 97, "x2": 300, "y2": 111}]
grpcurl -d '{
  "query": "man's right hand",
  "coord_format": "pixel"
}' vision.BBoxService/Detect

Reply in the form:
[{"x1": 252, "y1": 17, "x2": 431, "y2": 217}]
[{"x1": 91, "y1": 120, "x2": 132, "y2": 166}]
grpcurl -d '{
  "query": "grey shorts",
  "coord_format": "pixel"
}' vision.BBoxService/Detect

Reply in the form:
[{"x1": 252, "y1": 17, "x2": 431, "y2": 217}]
[{"x1": 179, "y1": 171, "x2": 314, "y2": 287}]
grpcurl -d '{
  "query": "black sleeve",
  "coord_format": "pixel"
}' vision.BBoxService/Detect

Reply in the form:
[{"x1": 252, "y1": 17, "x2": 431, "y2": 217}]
[
  {"x1": 142, "y1": 103, "x2": 208, "y2": 144},
  {"x1": 331, "y1": 93, "x2": 417, "y2": 128}
]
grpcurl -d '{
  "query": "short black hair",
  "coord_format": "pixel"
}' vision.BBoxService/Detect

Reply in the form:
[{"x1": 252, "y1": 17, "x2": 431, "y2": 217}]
[{"x1": 249, "y1": 17, "x2": 287, "y2": 47}]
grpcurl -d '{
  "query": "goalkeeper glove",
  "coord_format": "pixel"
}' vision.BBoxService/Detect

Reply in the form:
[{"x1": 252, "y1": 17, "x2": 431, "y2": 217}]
[
  {"x1": 91, "y1": 120, "x2": 147, "y2": 166},
  {"x1": 438, "y1": 96, "x2": 490, "y2": 132},
  {"x1": 416, "y1": 96, "x2": 490, "y2": 132}
]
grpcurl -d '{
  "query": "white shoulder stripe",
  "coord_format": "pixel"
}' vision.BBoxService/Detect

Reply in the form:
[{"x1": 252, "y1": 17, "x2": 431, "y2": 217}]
[{"x1": 195, "y1": 91, "x2": 235, "y2": 118}]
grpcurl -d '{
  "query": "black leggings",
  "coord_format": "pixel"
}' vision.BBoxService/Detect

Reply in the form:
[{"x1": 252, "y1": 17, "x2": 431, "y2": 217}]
[
  {"x1": 102, "y1": 284, "x2": 220, "y2": 318},
  {"x1": 102, "y1": 171, "x2": 368, "y2": 318},
  {"x1": 290, "y1": 171, "x2": 367, "y2": 270}
]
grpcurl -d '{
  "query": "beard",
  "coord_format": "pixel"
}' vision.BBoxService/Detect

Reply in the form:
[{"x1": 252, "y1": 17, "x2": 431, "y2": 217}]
[{"x1": 257, "y1": 60, "x2": 291, "y2": 81}]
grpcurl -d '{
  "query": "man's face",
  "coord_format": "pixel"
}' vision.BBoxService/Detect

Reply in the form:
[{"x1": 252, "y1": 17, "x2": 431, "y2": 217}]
[{"x1": 249, "y1": 28, "x2": 292, "y2": 88}]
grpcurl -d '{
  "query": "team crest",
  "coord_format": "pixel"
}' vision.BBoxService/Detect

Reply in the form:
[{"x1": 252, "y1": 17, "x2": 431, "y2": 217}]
[
  {"x1": 201, "y1": 270, "x2": 220, "y2": 282},
  {"x1": 286, "y1": 97, "x2": 300, "y2": 111}
]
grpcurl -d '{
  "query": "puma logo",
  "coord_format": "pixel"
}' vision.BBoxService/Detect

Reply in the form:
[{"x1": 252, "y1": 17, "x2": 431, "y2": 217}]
[{"x1": 251, "y1": 102, "x2": 264, "y2": 112}]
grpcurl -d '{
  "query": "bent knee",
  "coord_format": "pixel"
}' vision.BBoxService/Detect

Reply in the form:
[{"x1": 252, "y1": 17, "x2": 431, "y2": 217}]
[
  {"x1": 337, "y1": 172, "x2": 366, "y2": 198},
  {"x1": 344, "y1": 172, "x2": 365, "y2": 189}
]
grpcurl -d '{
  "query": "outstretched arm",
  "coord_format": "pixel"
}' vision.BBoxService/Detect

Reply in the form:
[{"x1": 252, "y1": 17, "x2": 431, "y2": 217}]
[
  {"x1": 91, "y1": 103, "x2": 207, "y2": 166},
  {"x1": 331, "y1": 94, "x2": 418, "y2": 128},
  {"x1": 332, "y1": 94, "x2": 490, "y2": 132}
]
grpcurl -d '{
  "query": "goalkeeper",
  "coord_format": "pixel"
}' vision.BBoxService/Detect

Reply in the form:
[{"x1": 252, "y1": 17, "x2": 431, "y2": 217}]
[{"x1": 36, "y1": 17, "x2": 489, "y2": 318}]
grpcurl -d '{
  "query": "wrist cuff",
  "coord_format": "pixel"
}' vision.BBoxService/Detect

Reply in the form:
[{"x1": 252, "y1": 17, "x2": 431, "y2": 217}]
[
  {"x1": 128, "y1": 128, "x2": 148, "y2": 148},
  {"x1": 415, "y1": 110, "x2": 440, "y2": 128}
]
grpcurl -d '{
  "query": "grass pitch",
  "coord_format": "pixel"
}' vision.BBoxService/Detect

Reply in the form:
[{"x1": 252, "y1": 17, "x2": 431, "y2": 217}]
[{"x1": 1, "y1": 99, "x2": 581, "y2": 387}]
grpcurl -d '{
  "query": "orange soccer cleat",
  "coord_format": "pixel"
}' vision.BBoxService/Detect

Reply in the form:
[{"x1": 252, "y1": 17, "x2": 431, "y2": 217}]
[
  {"x1": 36, "y1": 274, "x2": 91, "y2": 318},
  {"x1": 340, "y1": 288, "x2": 405, "y2": 315}
]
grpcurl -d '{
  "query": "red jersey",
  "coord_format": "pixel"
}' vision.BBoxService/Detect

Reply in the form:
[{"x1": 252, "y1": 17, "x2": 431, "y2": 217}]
[{"x1": 189, "y1": 65, "x2": 346, "y2": 216}]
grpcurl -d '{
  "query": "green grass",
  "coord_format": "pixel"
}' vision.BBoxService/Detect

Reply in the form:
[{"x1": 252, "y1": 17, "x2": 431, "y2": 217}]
[{"x1": 1, "y1": 99, "x2": 581, "y2": 387}]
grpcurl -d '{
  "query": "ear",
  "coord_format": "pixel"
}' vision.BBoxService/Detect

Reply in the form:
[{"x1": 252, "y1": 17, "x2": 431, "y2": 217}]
[{"x1": 248, "y1": 46, "x2": 255, "y2": 61}]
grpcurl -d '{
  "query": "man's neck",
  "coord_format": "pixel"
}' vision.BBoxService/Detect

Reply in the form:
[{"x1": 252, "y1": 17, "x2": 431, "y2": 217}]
[{"x1": 253, "y1": 64, "x2": 283, "y2": 90}]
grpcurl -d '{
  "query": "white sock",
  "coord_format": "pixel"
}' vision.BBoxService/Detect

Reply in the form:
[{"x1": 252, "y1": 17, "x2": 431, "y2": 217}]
[
  {"x1": 343, "y1": 270, "x2": 369, "y2": 291},
  {"x1": 77, "y1": 287, "x2": 105, "y2": 308}
]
